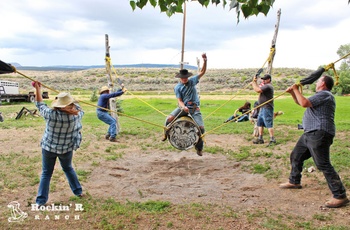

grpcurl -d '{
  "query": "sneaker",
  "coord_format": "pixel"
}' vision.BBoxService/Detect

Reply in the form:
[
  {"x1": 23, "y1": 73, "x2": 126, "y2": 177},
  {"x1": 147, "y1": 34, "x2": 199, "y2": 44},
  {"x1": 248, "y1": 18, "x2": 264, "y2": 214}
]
[
  {"x1": 267, "y1": 139, "x2": 276, "y2": 147},
  {"x1": 279, "y1": 182, "x2": 302, "y2": 189},
  {"x1": 109, "y1": 137, "x2": 118, "y2": 142},
  {"x1": 105, "y1": 134, "x2": 110, "y2": 140},
  {"x1": 253, "y1": 138, "x2": 264, "y2": 144},
  {"x1": 325, "y1": 197, "x2": 349, "y2": 208}
]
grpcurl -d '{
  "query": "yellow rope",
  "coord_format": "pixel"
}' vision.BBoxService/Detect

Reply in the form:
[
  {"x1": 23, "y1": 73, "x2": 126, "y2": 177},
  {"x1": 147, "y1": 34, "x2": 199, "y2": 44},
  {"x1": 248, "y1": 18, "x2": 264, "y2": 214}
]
[
  {"x1": 201, "y1": 90, "x2": 288, "y2": 138},
  {"x1": 14, "y1": 68, "x2": 59, "y2": 93},
  {"x1": 203, "y1": 83, "x2": 251, "y2": 120},
  {"x1": 108, "y1": 57, "x2": 167, "y2": 117},
  {"x1": 13, "y1": 69, "x2": 167, "y2": 130},
  {"x1": 81, "y1": 101, "x2": 166, "y2": 129},
  {"x1": 204, "y1": 46, "x2": 275, "y2": 121},
  {"x1": 105, "y1": 56, "x2": 114, "y2": 87},
  {"x1": 261, "y1": 47, "x2": 275, "y2": 69},
  {"x1": 206, "y1": 52, "x2": 350, "y2": 138}
]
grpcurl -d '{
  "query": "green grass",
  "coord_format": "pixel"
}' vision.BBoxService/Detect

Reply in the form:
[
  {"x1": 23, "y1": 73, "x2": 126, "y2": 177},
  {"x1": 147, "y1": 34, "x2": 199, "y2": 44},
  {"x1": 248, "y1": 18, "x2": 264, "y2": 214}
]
[{"x1": 1, "y1": 93, "x2": 350, "y2": 229}]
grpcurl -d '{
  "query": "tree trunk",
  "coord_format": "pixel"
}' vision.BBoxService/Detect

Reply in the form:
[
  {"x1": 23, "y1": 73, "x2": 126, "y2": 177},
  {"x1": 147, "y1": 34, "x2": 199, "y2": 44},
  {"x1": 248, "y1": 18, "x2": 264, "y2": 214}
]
[
  {"x1": 266, "y1": 8, "x2": 281, "y2": 75},
  {"x1": 105, "y1": 34, "x2": 120, "y2": 133}
]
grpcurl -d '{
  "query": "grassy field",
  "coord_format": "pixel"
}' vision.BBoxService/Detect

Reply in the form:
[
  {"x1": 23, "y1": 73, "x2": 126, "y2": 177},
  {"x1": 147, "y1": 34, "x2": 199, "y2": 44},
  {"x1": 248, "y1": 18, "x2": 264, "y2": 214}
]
[{"x1": 1, "y1": 91, "x2": 350, "y2": 229}]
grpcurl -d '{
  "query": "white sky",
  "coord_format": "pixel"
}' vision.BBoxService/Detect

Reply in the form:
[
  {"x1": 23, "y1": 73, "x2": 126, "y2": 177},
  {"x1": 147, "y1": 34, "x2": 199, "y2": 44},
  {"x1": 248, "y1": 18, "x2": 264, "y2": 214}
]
[{"x1": 0, "y1": 0, "x2": 349, "y2": 69}]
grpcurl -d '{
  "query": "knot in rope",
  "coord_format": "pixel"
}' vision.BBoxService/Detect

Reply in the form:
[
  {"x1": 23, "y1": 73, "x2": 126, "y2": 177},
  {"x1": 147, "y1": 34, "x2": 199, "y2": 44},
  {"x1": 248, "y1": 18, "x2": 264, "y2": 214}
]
[
  {"x1": 268, "y1": 47, "x2": 276, "y2": 62},
  {"x1": 324, "y1": 62, "x2": 334, "y2": 71},
  {"x1": 324, "y1": 63, "x2": 339, "y2": 86}
]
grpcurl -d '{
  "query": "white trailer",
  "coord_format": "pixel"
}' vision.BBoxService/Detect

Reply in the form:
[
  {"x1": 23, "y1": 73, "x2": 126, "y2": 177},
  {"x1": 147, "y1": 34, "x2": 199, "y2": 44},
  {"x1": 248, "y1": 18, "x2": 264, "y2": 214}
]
[{"x1": 0, "y1": 80, "x2": 48, "y2": 103}]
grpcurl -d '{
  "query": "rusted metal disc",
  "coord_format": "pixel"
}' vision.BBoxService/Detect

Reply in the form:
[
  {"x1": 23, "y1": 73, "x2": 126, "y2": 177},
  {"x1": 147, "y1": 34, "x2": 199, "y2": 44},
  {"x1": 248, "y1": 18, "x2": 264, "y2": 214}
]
[{"x1": 167, "y1": 116, "x2": 200, "y2": 150}]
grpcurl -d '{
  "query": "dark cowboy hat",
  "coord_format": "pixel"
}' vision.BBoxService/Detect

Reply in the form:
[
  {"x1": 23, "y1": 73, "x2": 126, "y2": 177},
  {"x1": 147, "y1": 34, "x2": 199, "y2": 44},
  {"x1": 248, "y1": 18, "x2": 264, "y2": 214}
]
[
  {"x1": 261, "y1": 74, "x2": 272, "y2": 80},
  {"x1": 175, "y1": 69, "x2": 193, "y2": 78}
]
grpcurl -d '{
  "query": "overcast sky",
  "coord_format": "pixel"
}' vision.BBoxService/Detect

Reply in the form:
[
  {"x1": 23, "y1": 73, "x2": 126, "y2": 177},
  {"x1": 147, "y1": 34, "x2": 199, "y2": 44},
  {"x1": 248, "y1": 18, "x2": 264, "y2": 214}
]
[{"x1": 0, "y1": 0, "x2": 349, "y2": 69}]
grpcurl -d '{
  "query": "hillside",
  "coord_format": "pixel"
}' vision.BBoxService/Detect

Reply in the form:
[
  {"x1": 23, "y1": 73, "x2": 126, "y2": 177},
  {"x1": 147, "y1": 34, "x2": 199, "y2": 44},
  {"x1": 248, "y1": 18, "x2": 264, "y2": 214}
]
[{"x1": 0, "y1": 67, "x2": 315, "y2": 94}]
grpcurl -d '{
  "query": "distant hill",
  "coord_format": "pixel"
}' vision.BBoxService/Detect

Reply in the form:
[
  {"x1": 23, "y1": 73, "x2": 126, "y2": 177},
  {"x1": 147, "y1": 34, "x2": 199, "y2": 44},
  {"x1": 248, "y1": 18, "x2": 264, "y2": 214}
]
[{"x1": 13, "y1": 63, "x2": 198, "y2": 71}]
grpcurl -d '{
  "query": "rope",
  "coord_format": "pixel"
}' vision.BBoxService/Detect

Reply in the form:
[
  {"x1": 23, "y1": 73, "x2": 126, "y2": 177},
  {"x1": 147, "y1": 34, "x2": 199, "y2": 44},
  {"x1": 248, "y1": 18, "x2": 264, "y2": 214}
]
[
  {"x1": 202, "y1": 51, "x2": 350, "y2": 138},
  {"x1": 108, "y1": 57, "x2": 167, "y2": 117},
  {"x1": 261, "y1": 47, "x2": 275, "y2": 69},
  {"x1": 13, "y1": 69, "x2": 167, "y2": 130},
  {"x1": 201, "y1": 90, "x2": 288, "y2": 138},
  {"x1": 105, "y1": 56, "x2": 114, "y2": 87},
  {"x1": 323, "y1": 52, "x2": 350, "y2": 86},
  {"x1": 14, "y1": 68, "x2": 59, "y2": 93},
  {"x1": 204, "y1": 46, "x2": 275, "y2": 121},
  {"x1": 203, "y1": 83, "x2": 251, "y2": 120}
]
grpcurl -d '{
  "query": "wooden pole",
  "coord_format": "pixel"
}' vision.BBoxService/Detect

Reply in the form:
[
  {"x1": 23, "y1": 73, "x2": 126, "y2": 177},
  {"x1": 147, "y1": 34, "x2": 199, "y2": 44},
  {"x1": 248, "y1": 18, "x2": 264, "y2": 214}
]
[
  {"x1": 266, "y1": 9, "x2": 281, "y2": 75},
  {"x1": 196, "y1": 57, "x2": 200, "y2": 97},
  {"x1": 105, "y1": 34, "x2": 120, "y2": 133},
  {"x1": 180, "y1": 2, "x2": 186, "y2": 69}
]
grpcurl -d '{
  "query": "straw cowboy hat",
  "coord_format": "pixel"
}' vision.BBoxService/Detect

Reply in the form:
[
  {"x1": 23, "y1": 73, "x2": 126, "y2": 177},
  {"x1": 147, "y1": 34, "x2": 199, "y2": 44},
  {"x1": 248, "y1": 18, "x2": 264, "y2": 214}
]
[
  {"x1": 175, "y1": 69, "x2": 193, "y2": 78},
  {"x1": 51, "y1": 92, "x2": 76, "y2": 108},
  {"x1": 99, "y1": 86, "x2": 110, "y2": 94}
]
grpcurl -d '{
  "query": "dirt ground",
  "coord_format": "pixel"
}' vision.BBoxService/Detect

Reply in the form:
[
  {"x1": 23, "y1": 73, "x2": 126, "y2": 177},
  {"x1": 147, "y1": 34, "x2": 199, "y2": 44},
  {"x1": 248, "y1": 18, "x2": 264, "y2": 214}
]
[{"x1": 1, "y1": 122, "x2": 350, "y2": 229}]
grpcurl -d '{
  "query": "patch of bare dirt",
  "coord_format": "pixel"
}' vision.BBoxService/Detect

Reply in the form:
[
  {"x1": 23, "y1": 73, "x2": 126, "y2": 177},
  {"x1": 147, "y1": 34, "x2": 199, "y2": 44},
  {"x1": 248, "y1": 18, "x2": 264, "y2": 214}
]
[{"x1": 1, "y1": 126, "x2": 350, "y2": 228}]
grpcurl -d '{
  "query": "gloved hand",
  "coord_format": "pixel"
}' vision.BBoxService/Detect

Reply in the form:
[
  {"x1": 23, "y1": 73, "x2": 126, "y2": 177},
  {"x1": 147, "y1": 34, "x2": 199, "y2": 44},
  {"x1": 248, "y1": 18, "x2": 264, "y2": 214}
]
[{"x1": 255, "y1": 68, "x2": 263, "y2": 77}]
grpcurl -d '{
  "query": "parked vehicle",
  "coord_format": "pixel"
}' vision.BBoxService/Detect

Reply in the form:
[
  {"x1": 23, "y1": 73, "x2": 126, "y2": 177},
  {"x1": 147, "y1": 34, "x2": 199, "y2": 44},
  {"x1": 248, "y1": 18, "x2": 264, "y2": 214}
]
[{"x1": 0, "y1": 80, "x2": 48, "y2": 104}]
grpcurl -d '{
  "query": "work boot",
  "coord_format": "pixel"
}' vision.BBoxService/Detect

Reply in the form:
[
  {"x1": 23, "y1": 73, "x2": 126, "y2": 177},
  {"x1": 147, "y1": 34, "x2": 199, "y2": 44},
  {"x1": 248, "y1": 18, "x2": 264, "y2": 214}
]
[
  {"x1": 105, "y1": 134, "x2": 110, "y2": 140},
  {"x1": 161, "y1": 133, "x2": 167, "y2": 141},
  {"x1": 253, "y1": 138, "x2": 264, "y2": 144},
  {"x1": 325, "y1": 197, "x2": 349, "y2": 208},
  {"x1": 267, "y1": 138, "x2": 276, "y2": 147},
  {"x1": 161, "y1": 129, "x2": 169, "y2": 141},
  {"x1": 109, "y1": 137, "x2": 118, "y2": 142},
  {"x1": 195, "y1": 147, "x2": 203, "y2": 156},
  {"x1": 279, "y1": 182, "x2": 302, "y2": 189}
]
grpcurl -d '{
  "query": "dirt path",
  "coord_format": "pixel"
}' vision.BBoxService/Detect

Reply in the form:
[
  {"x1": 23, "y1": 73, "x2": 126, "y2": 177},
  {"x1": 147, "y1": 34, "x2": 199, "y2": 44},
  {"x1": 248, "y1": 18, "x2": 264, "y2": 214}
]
[{"x1": 1, "y1": 127, "x2": 349, "y2": 227}]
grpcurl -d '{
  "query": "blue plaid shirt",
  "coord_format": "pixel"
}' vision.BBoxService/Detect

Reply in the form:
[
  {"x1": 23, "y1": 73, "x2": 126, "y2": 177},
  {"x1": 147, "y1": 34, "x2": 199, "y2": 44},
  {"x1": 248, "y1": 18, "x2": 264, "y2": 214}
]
[{"x1": 35, "y1": 101, "x2": 84, "y2": 154}]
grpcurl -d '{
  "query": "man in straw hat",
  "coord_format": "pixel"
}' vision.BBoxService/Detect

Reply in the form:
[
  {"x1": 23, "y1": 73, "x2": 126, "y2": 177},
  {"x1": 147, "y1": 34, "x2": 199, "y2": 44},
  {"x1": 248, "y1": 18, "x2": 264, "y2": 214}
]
[
  {"x1": 96, "y1": 85, "x2": 127, "y2": 142},
  {"x1": 162, "y1": 53, "x2": 207, "y2": 156},
  {"x1": 33, "y1": 81, "x2": 84, "y2": 206}
]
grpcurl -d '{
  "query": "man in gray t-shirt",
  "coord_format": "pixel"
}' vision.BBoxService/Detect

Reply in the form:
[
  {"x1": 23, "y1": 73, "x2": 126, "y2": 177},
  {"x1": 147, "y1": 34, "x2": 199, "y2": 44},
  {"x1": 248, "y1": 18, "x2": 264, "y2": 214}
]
[{"x1": 251, "y1": 74, "x2": 275, "y2": 146}]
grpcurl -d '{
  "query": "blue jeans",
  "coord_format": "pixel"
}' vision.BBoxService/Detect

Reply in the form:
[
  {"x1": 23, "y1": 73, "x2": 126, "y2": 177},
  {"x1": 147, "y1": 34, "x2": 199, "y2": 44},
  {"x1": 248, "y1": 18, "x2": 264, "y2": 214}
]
[
  {"x1": 289, "y1": 130, "x2": 347, "y2": 199},
  {"x1": 36, "y1": 149, "x2": 82, "y2": 205},
  {"x1": 97, "y1": 110, "x2": 117, "y2": 138},
  {"x1": 227, "y1": 114, "x2": 249, "y2": 122},
  {"x1": 257, "y1": 107, "x2": 273, "y2": 128}
]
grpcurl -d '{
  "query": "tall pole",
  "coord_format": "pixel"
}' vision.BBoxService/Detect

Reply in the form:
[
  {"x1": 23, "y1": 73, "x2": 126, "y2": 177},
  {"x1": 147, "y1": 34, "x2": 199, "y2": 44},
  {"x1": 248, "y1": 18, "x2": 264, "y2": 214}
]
[
  {"x1": 105, "y1": 34, "x2": 120, "y2": 133},
  {"x1": 180, "y1": 2, "x2": 186, "y2": 69},
  {"x1": 266, "y1": 9, "x2": 281, "y2": 74}
]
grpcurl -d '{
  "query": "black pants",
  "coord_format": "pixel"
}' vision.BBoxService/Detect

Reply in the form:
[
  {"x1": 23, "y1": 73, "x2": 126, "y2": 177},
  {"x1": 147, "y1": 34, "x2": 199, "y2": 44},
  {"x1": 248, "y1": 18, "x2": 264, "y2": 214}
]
[{"x1": 289, "y1": 130, "x2": 347, "y2": 199}]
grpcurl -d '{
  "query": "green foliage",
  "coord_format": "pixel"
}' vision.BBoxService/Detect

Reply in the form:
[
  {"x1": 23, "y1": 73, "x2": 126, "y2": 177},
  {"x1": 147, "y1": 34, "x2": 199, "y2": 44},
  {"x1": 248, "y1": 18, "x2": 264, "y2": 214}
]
[
  {"x1": 90, "y1": 89, "x2": 98, "y2": 102},
  {"x1": 333, "y1": 43, "x2": 350, "y2": 95},
  {"x1": 129, "y1": 0, "x2": 275, "y2": 23},
  {"x1": 115, "y1": 99, "x2": 124, "y2": 113}
]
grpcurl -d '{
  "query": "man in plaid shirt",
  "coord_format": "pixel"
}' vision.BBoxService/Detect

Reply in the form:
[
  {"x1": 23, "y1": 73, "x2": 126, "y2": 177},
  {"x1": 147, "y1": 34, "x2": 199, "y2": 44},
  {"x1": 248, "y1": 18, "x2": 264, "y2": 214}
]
[{"x1": 33, "y1": 81, "x2": 84, "y2": 206}]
